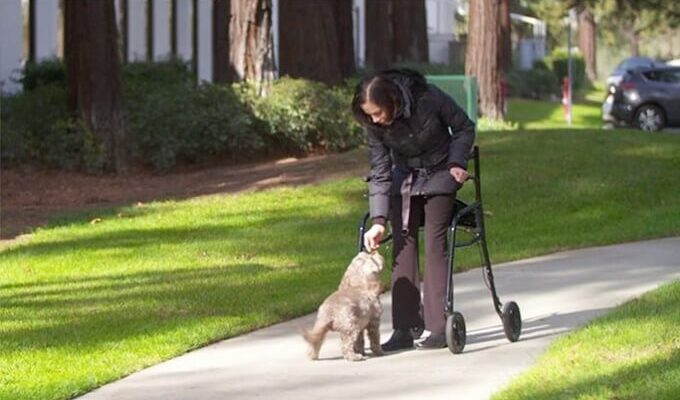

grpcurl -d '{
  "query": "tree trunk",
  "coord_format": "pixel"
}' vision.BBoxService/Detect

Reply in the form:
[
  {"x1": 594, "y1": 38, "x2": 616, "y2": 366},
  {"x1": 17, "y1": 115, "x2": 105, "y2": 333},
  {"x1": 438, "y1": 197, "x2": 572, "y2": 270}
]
[
  {"x1": 466, "y1": 0, "x2": 504, "y2": 120},
  {"x1": 365, "y1": 0, "x2": 394, "y2": 70},
  {"x1": 334, "y1": 0, "x2": 356, "y2": 78},
  {"x1": 577, "y1": 7, "x2": 596, "y2": 81},
  {"x1": 65, "y1": 0, "x2": 127, "y2": 173},
  {"x1": 629, "y1": 30, "x2": 640, "y2": 57},
  {"x1": 392, "y1": 0, "x2": 428, "y2": 63},
  {"x1": 498, "y1": 0, "x2": 511, "y2": 71},
  {"x1": 365, "y1": 0, "x2": 429, "y2": 70},
  {"x1": 278, "y1": 0, "x2": 354, "y2": 85},
  {"x1": 229, "y1": 0, "x2": 274, "y2": 91},
  {"x1": 213, "y1": 0, "x2": 232, "y2": 84}
]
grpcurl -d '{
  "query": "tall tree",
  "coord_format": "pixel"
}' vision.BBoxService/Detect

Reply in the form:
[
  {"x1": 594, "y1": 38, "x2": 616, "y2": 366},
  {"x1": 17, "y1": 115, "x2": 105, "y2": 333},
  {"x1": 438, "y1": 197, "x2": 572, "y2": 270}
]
[
  {"x1": 392, "y1": 0, "x2": 429, "y2": 64},
  {"x1": 365, "y1": 0, "x2": 428, "y2": 71},
  {"x1": 577, "y1": 7, "x2": 596, "y2": 80},
  {"x1": 278, "y1": 0, "x2": 354, "y2": 85},
  {"x1": 499, "y1": 0, "x2": 512, "y2": 71},
  {"x1": 466, "y1": 0, "x2": 504, "y2": 120},
  {"x1": 229, "y1": 0, "x2": 274, "y2": 90},
  {"x1": 213, "y1": 0, "x2": 233, "y2": 84},
  {"x1": 365, "y1": 1, "x2": 394, "y2": 70},
  {"x1": 65, "y1": 0, "x2": 127, "y2": 173}
]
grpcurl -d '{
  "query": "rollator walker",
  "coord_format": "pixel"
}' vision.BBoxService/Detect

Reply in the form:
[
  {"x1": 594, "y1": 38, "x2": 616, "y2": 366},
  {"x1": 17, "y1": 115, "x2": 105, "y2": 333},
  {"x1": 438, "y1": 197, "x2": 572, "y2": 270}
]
[{"x1": 357, "y1": 146, "x2": 522, "y2": 354}]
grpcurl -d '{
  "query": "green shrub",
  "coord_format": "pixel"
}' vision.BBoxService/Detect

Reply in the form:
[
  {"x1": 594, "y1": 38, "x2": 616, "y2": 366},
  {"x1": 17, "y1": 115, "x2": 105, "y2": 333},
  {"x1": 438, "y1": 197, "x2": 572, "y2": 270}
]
[
  {"x1": 252, "y1": 77, "x2": 361, "y2": 153},
  {"x1": 506, "y1": 68, "x2": 558, "y2": 99},
  {"x1": 125, "y1": 80, "x2": 262, "y2": 171},
  {"x1": 547, "y1": 49, "x2": 587, "y2": 91},
  {"x1": 1, "y1": 84, "x2": 70, "y2": 164},
  {"x1": 19, "y1": 59, "x2": 66, "y2": 90},
  {"x1": 4, "y1": 60, "x2": 363, "y2": 172},
  {"x1": 0, "y1": 84, "x2": 105, "y2": 172}
]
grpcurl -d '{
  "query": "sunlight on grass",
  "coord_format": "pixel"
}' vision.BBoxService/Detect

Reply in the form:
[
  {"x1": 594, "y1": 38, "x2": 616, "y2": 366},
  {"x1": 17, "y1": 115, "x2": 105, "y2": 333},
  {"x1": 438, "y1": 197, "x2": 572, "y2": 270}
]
[
  {"x1": 1, "y1": 129, "x2": 679, "y2": 400},
  {"x1": 492, "y1": 280, "x2": 680, "y2": 400},
  {"x1": 507, "y1": 86, "x2": 605, "y2": 130}
]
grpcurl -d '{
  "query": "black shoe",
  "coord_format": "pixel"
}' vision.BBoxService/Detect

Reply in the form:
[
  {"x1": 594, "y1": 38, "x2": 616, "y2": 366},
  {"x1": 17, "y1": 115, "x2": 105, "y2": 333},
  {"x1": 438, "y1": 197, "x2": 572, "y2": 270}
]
[
  {"x1": 410, "y1": 326, "x2": 425, "y2": 340},
  {"x1": 381, "y1": 329, "x2": 414, "y2": 352},
  {"x1": 415, "y1": 333, "x2": 447, "y2": 350}
]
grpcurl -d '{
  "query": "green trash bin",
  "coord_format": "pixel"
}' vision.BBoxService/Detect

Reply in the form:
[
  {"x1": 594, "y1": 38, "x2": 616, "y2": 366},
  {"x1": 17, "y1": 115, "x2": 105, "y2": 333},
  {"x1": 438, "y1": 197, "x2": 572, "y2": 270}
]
[{"x1": 426, "y1": 75, "x2": 478, "y2": 123}]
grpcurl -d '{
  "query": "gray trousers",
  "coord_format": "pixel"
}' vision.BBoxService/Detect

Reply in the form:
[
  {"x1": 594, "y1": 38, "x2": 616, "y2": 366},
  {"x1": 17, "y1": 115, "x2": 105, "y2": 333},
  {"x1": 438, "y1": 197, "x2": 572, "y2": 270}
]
[{"x1": 389, "y1": 194, "x2": 454, "y2": 335}]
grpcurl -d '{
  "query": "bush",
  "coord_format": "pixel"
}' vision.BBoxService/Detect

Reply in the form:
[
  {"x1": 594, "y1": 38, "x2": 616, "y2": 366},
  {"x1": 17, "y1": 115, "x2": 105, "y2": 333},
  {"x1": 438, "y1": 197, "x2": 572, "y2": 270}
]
[
  {"x1": 1, "y1": 84, "x2": 105, "y2": 172},
  {"x1": 547, "y1": 49, "x2": 587, "y2": 91},
  {"x1": 506, "y1": 68, "x2": 558, "y2": 99},
  {"x1": 125, "y1": 79, "x2": 262, "y2": 171},
  {"x1": 3, "y1": 60, "x2": 364, "y2": 172},
  {"x1": 251, "y1": 77, "x2": 361, "y2": 154},
  {"x1": 19, "y1": 59, "x2": 66, "y2": 91}
]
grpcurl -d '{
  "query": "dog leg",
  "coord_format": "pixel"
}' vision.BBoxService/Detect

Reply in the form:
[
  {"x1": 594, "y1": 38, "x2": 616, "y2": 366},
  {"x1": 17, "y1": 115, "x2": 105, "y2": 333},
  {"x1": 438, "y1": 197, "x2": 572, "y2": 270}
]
[
  {"x1": 341, "y1": 331, "x2": 365, "y2": 361},
  {"x1": 353, "y1": 330, "x2": 365, "y2": 356},
  {"x1": 367, "y1": 317, "x2": 383, "y2": 356}
]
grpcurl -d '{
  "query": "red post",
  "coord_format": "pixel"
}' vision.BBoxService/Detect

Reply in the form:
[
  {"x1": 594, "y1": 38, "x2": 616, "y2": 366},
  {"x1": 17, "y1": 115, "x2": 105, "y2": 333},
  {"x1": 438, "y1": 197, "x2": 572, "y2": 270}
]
[{"x1": 561, "y1": 77, "x2": 570, "y2": 122}]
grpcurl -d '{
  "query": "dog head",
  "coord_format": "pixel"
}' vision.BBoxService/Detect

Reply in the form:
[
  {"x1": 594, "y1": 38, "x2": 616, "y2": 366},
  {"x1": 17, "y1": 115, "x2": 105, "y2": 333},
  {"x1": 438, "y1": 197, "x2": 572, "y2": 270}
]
[{"x1": 338, "y1": 251, "x2": 384, "y2": 293}]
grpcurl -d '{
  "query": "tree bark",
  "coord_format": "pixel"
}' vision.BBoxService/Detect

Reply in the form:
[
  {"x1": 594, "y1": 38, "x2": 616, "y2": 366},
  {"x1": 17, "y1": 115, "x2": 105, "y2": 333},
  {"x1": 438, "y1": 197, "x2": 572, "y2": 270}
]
[
  {"x1": 577, "y1": 7, "x2": 596, "y2": 81},
  {"x1": 498, "y1": 0, "x2": 512, "y2": 71},
  {"x1": 392, "y1": 0, "x2": 428, "y2": 63},
  {"x1": 213, "y1": 0, "x2": 232, "y2": 83},
  {"x1": 365, "y1": 0, "x2": 429, "y2": 70},
  {"x1": 278, "y1": 0, "x2": 354, "y2": 85},
  {"x1": 229, "y1": 0, "x2": 274, "y2": 91},
  {"x1": 65, "y1": 0, "x2": 127, "y2": 173},
  {"x1": 365, "y1": 0, "x2": 394, "y2": 70},
  {"x1": 466, "y1": 0, "x2": 504, "y2": 120}
]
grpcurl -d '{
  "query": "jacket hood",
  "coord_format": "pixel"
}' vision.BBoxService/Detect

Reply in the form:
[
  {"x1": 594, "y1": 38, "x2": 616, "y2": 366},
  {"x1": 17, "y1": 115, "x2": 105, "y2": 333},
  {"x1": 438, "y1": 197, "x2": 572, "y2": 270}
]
[{"x1": 380, "y1": 69, "x2": 427, "y2": 120}]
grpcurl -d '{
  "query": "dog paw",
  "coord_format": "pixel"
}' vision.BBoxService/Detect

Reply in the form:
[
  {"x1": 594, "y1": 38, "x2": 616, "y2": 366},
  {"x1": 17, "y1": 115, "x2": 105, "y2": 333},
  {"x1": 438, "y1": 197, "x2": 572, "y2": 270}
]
[{"x1": 344, "y1": 353, "x2": 365, "y2": 362}]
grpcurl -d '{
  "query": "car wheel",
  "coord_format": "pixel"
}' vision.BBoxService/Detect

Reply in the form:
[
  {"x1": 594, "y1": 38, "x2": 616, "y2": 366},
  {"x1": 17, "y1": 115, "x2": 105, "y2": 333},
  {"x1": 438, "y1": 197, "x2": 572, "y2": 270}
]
[{"x1": 635, "y1": 105, "x2": 665, "y2": 132}]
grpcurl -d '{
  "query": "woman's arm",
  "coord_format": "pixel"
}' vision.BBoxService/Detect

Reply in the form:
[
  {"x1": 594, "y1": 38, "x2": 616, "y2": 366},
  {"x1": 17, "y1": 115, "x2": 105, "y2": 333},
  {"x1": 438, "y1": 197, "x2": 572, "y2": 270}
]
[{"x1": 366, "y1": 127, "x2": 392, "y2": 225}]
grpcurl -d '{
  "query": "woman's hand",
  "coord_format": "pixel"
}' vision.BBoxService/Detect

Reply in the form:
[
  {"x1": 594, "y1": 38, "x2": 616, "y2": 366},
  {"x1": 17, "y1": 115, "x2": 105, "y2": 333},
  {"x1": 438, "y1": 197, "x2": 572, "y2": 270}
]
[
  {"x1": 363, "y1": 224, "x2": 385, "y2": 252},
  {"x1": 449, "y1": 166, "x2": 469, "y2": 183}
]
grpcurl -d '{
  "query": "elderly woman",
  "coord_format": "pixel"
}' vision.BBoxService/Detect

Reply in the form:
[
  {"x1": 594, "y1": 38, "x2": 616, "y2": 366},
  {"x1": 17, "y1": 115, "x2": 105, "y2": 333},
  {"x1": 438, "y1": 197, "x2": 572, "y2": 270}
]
[{"x1": 352, "y1": 69, "x2": 475, "y2": 351}]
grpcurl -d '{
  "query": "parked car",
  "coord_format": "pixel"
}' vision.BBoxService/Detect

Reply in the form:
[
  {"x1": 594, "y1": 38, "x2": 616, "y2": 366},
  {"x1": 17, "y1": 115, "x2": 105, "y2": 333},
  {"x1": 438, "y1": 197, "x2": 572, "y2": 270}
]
[
  {"x1": 667, "y1": 59, "x2": 680, "y2": 67},
  {"x1": 606, "y1": 56, "x2": 659, "y2": 91},
  {"x1": 602, "y1": 66, "x2": 680, "y2": 131}
]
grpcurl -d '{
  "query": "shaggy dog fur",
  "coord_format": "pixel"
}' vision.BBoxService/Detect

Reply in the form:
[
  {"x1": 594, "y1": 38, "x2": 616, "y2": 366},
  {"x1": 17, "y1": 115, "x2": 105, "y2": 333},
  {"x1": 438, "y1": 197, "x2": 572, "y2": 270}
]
[{"x1": 302, "y1": 251, "x2": 385, "y2": 361}]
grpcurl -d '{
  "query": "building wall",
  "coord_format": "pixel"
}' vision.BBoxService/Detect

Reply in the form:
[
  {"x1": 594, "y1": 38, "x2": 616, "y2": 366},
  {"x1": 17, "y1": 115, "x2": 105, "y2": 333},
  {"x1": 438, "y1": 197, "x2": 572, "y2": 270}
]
[
  {"x1": 426, "y1": 0, "x2": 458, "y2": 65},
  {"x1": 0, "y1": 0, "x2": 23, "y2": 93}
]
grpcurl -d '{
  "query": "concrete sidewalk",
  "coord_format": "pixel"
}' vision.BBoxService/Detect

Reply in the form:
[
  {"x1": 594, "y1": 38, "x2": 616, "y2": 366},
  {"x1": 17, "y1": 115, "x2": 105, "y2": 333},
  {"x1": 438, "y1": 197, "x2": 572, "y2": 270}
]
[{"x1": 79, "y1": 237, "x2": 680, "y2": 400}]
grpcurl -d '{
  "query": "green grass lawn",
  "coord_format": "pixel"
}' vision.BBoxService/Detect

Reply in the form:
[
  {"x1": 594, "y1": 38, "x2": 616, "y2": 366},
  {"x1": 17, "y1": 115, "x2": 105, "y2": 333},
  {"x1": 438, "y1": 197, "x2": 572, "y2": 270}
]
[
  {"x1": 492, "y1": 280, "x2": 680, "y2": 400},
  {"x1": 2, "y1": 130, "x2": 679, "y2": 397},
  {"x1": 507, "y1": 86, "x2": 606, "y2": 130}
]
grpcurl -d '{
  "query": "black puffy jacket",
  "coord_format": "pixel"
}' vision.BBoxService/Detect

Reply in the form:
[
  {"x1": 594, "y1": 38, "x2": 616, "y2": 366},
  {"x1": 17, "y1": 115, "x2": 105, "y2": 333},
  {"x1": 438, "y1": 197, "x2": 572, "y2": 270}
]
[{"x1": 366, "y1": 73, "x2": 476, "y2": 222}]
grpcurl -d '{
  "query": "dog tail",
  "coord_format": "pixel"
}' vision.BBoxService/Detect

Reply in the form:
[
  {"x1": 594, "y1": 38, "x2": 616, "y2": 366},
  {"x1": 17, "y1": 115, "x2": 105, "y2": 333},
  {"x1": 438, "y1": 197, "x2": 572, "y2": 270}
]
[{"x1": 302, "y1": 320, "x2": 331, "y2": 360}]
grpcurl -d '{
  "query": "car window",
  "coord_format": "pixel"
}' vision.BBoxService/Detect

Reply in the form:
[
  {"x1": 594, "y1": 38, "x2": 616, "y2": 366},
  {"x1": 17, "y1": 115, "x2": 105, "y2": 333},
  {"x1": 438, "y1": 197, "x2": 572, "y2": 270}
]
[
  {"x1": 642, "y1": 70, "x2": 680, "y2": 83},
  {"x1": 643, "y1": 71, "x2": 661, "y2": 81},
  {"x1": 620, "y1": 58, "x2": 653, "y2": 69},
  {"x1": 669, "y1": 71, "x2": 680, "y2": 83}
]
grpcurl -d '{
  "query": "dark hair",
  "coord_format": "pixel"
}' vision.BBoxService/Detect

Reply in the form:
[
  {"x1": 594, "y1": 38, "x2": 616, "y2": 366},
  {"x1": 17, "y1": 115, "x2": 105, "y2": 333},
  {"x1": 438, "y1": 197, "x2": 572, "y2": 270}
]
[{"x1": 351, "y1": 69, "x2": 427, "y2": 127}]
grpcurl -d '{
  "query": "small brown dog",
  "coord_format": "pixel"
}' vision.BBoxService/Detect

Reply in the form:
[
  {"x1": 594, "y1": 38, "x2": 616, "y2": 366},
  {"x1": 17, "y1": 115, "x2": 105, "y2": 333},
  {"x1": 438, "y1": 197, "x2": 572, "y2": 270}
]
[{"x1": 302, "y1": 251, "x2": 384, "y2": 361}]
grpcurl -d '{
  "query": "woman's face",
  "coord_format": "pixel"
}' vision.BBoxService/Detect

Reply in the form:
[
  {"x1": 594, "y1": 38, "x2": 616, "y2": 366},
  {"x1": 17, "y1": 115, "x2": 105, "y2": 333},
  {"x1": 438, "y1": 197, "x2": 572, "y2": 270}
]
[{"x1": 361, "y1": 100, "x2": 392, "y2": 126}]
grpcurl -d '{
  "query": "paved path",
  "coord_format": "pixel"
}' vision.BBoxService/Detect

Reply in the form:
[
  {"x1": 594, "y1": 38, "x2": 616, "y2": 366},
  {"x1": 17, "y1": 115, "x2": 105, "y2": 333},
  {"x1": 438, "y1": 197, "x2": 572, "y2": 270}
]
[{"x1": 79, "y1": 237, "x2": 680, "y2": 400}]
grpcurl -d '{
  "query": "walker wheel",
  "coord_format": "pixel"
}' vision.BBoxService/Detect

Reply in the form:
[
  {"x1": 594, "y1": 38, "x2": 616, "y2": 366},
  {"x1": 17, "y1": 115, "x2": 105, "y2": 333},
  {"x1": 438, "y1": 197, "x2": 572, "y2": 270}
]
[
  {"x1": 445, "y1": 312, "x2": 466, "y2": 354},
  {"x1": 501, "y1": 301, "x2": 522, "y2": 342}
]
